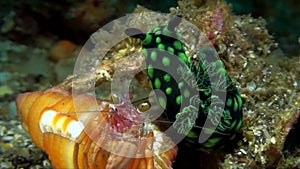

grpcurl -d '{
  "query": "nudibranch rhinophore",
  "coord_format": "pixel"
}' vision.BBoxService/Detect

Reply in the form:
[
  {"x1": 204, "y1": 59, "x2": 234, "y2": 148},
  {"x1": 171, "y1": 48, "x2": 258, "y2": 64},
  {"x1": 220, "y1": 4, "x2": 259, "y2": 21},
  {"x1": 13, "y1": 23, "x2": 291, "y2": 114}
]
[
  {"x1": 16, "y1": 87, "x2": 177, "y2": 169},
  {"x1": 126, "y1": 16, "x2": 243, "y2": 150}
]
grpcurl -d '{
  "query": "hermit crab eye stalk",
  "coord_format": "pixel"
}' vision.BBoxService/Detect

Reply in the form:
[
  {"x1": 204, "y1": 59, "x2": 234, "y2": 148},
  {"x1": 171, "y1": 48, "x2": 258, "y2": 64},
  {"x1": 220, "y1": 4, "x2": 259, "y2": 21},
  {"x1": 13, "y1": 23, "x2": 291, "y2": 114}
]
[{"x1": 137, "y1": 101, "x2": 151, "y2": 112}]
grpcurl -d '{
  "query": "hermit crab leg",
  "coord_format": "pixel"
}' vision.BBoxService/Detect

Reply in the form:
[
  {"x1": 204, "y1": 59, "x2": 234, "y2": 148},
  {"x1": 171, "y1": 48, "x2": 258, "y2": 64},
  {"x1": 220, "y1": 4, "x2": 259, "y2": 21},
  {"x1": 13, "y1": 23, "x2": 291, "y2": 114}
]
[
  {"x1": 145, "y1": 131, "x2": 155, "y2": 169},
  {"x1": 106, "y1": 140, "x2": 138, "y2": 169}
]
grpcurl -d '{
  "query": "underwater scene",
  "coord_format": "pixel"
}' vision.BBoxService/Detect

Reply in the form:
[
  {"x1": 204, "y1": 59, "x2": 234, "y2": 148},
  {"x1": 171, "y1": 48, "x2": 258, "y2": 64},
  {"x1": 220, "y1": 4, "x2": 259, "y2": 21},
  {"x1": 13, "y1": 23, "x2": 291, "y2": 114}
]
[{"x1": 0, "y1": 0, "x2": 299, "y2": 168}]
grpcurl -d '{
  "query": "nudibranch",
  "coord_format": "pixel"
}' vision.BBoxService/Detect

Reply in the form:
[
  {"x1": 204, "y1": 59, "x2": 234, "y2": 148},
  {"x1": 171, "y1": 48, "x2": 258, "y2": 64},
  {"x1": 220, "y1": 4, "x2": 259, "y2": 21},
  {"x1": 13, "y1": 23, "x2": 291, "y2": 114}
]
[
  {"x1": 126, "y1": 16, "x2": 243, "y2": 150},
  {"x1": 16, "y1": 87, "x2": 177, "y2": 169}
]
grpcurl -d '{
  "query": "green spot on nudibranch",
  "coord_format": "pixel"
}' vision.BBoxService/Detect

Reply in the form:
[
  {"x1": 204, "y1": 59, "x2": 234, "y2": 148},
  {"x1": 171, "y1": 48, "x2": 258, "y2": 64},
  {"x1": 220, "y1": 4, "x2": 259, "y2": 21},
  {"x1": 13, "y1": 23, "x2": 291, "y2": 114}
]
[
  {"x1": 215, "y1": 60, "x2": 224, "y2": 67},
  {"x1": 176, "y1": 32, "x2": 182, "y2": 39},
  {"x1": 166, "y1": 87, "x2": 172, "y2": 95},
  {"x1": 167, "y1": 47, "x2": 175, "y2": 54},
  {"x1": 235, "y1": 120, "x2": 243, "y2": 131},
  {"x1": 237, "y1": 94, "x2": 243, "y2": 110},
  {"x1": 158, "y1": 97, "x2": 166, "y2": 109},
  {"x1": 178, "y1": 52, "x2": 188, "y2": 63},
  {"x1": 154, "y1": 78, "x2": 161, "y2": 88},
  {"x1": 187, "y1": 131, "x2": 198, "y2": 138},
  {"x1": 226, "y1": 98, "x2": 232, "y2": 107},
  {"x1": 162, "y1": 57, "x2": 170, "y2": 66},
  {"x1": 147, "y1": 65, "x2": 154, "y2": 78},
  {"x1": 173, "y1": 41, "x2": 182, "y2": 50},
  {"x1": 152, "y1": 26, "x2": 160, "y2": 33},
  {"x1": 183, "y1": 89, "x2": 190, "y2": 98},
  {"x1": 203, "y1": 89, "x2": 210, "y2": 96},
  {"x1": 233, "y1": 97, "x2": 238, "y2": 112},
  {"x1": 156, "y1": 37, "x2": 161, "y2": 43},
  {"x1": 158, "y1": 44, "x2": 165, "y2": 50},
  {"x1": 142, "y1": 34, "x2": 152, "y2": 45},
  {"x1": 142, "y1": 48, "x2": 147, "y2": 57},
  {"x1": 163, "y1": 27, "x2": 170, "y2": 35},
  {"x1": 155, "y1": 31, "x2": 162, "y2": 35},
  {"x1": 230, "y1": 120, "x2": 237, "y2": 130},
  {"x1": 163, "y1": 74, "x2": 171, "y2": 82},
  {"x1": 178, "y1": 82, "x2": 184, "y2": 89},
  {"x1": 151, "y1": 52, "x2": 157, "y2": 61},
  {"x1": 218, "y1": 68, "x2": 226, "y2": 75},
  {"x1": 176, "y1": 95, "x2": 182, "y2": 105},
  {"x1": 203, "y1": 137, "x2": 222, "y2": 148}
]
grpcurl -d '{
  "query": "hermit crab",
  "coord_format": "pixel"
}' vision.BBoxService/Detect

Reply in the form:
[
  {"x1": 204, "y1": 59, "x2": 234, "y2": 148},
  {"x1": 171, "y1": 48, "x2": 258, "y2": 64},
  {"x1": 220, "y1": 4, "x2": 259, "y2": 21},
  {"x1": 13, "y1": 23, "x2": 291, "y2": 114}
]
[{"x1": 16, "y1": 87, "x2": 177, "y2": 169}]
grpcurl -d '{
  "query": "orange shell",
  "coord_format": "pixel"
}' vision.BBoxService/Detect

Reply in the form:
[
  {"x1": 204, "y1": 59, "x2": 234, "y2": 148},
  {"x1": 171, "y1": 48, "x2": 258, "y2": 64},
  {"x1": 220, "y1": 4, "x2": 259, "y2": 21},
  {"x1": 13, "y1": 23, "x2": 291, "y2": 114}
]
[{"x1": 16, "y1": 87, "x2": 177, "y2": 169}]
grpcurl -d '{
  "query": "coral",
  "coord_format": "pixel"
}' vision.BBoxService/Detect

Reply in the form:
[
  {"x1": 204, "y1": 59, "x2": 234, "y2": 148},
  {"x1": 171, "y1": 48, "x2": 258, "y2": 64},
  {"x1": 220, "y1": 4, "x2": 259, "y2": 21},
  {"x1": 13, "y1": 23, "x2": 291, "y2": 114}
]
[
  {"x1": 170, "y1": 0, "x2": 277, "y2": 79},
  {"x1": 221, "y1": 48, "x2": 300, "y2": 168},
  {"x1": 283, "y1": 111, "x2": 300, "y2": 154},
  {"x1": 226, "y1": 0, "x2": 300, "y2": 55}
]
